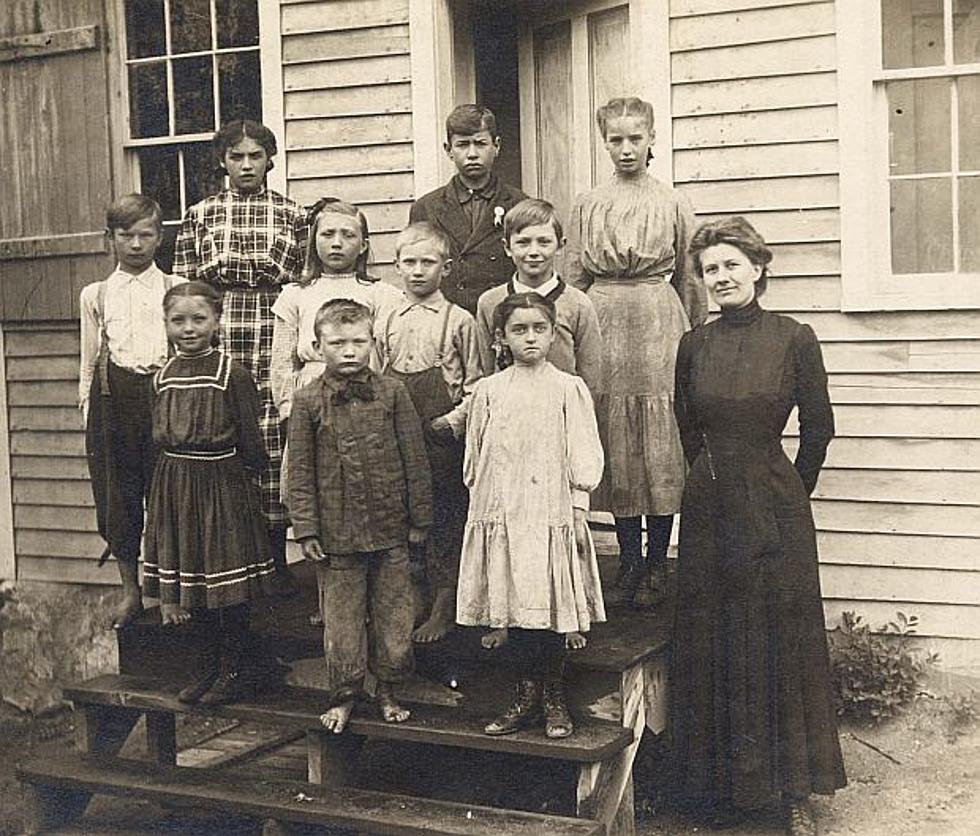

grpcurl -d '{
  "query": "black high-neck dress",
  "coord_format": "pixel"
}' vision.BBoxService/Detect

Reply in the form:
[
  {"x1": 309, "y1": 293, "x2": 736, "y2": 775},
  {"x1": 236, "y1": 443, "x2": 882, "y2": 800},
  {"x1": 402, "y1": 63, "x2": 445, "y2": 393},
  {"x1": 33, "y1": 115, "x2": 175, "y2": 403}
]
[{"x1": 671, "y1": 300, "x2": 846, "y2": 809}]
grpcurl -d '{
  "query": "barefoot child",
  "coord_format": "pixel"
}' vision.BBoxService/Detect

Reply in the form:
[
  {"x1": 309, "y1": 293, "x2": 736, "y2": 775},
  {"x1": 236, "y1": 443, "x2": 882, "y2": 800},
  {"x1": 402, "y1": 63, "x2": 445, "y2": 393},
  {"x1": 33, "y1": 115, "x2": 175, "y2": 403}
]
[
  {"x1": 457, "y1": 293, "x2": 606, "y2": 738},
  {"x1": 376, "y1": 222, "x2": 482, "y2": 643},
  {"x1": 79, "y1": 194, "x2": 184, "y2": 629},
  {"x1": 288, "y1": 299, "x2": 432, "y2": 732},
  {"x1": 143, "y1": 282, "x2": 276, "y2": 705}
]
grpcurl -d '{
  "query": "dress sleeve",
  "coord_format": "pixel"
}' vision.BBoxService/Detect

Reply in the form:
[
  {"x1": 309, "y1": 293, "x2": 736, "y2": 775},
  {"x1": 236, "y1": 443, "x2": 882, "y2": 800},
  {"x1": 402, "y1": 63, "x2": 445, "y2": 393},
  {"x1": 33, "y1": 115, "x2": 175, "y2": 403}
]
[
  {"x1": 270, "y1": 289, "x2": 301, "y2": 419},
  {"x1": 227, "y1": 363, "x2": 269, "y2": 471},
  {"x1": 564, "y1": 198, "x2": 591, "y2": 292},
  {"x1": 670, "y1": 190, "x2": 708, "y2": 327},
  {"x1": 78, "y1": 283, "x2": 101, "y2": 405},
  {"x1": 286, "y1": 388, "x2": 320, "y2": 541},
  {"x1": 474, "y1": 293, "x2": 497, "y2": 377},
  {"x1": 792, "y1": 324, "x2": 834, "y2": 495},
  {"x1": 172, "y1": 211, "x2": 200, "y2": 280},
  {"x1": 392, "y1": 381, "x2": 433, "y2": 529},
  {"x1": 565, "y1": 377, "x2": 604, "y2": 510},
  {"x1": 463, "y1": 379, "x2": 491, "y2": 489},
  {"x1": 573, "y1": 295, "x2": 603, "y2": 396},
  {"x1": 443, "y1": 312, "x2": 483, "y2": 437},
  {"x1": 673, "y1": 329, "x2": 704, "y2": 467}
]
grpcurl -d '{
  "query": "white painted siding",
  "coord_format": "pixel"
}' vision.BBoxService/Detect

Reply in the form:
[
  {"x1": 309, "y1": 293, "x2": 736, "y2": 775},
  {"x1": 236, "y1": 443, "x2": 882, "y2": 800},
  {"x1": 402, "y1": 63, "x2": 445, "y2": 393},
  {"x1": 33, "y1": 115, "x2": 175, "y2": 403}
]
[{"x1": 668, "y1": 0, "x2": 980, "y2": 661}]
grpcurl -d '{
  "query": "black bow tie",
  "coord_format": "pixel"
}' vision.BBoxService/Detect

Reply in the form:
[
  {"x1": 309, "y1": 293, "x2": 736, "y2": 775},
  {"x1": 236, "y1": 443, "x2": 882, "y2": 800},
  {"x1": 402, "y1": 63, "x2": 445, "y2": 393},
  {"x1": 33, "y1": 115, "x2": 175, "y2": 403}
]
[{"x1": 331, "y1": 379, "x2": 376, "y2": 405}]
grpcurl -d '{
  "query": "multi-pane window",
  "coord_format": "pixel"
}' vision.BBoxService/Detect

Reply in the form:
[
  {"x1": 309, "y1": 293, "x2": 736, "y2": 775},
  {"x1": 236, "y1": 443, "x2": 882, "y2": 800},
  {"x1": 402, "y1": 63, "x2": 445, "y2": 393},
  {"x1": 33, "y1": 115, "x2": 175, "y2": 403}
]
[
  {"x1": 123, "y1": 0, "x2": 262, "y2": 267},
  {"x1": 879, "y1": 0, "x2": 980, "y2": 275}
]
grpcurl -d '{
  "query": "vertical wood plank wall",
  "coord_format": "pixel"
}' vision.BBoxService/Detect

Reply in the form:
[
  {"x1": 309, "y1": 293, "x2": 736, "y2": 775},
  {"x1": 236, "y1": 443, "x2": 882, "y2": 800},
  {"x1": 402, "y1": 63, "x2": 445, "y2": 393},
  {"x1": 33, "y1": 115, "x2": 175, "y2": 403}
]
[
  {"x1": 279, "y1": 0, "x2": 415, "y2": 280},
  {"x1": 668, "y1": 0, "x2": 980, "y2": 662}
]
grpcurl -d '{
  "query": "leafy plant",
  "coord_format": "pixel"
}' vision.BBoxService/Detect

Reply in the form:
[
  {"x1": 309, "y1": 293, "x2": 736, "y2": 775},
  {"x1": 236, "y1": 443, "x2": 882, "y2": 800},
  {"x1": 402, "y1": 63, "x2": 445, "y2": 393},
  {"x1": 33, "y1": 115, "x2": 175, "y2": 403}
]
[
  {"x1": 828, "y1": 610, "x2": 938, "y2": 724},
  {"x1": 943, "y1": 689, "x2": 978, "y2": 741}
]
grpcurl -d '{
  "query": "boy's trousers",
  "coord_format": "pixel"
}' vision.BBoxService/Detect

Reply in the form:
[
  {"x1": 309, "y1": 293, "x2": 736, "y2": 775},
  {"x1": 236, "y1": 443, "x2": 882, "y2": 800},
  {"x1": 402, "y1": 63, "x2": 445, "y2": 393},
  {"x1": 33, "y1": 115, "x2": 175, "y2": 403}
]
[{"x1": 314, "y1": 546, "x2": 415, "y2": 701}]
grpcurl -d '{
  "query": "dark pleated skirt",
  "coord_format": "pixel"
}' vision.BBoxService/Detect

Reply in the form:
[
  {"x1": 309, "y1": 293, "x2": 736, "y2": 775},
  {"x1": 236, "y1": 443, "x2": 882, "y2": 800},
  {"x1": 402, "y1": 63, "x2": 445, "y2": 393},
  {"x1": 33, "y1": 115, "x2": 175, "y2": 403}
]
[
  {"x1": 669, "y1": 454, "x2": 847, "y2": 809},
  {"x1": 143, "y1": 450, "x2": 276, "y2": 609}
]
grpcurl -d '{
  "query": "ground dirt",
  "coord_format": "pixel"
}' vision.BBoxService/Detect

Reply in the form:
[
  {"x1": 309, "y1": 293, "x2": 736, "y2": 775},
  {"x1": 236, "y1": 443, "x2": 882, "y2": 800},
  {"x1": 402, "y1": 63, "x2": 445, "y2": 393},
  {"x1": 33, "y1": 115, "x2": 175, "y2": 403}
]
[{"x1": 1, "y1": 682, "x2": 977, "y2": 836}]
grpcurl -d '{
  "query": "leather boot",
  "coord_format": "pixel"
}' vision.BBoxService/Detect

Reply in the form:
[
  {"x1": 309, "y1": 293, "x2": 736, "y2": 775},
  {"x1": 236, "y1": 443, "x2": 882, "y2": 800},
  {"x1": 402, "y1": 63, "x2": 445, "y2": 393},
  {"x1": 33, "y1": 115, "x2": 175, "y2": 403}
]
[
  {"x1": 542, "y1": 679, "x2": 573, "y2": 738},
  {"x1": 484, "y1": 680, "x2": 542, "y2": 736}
]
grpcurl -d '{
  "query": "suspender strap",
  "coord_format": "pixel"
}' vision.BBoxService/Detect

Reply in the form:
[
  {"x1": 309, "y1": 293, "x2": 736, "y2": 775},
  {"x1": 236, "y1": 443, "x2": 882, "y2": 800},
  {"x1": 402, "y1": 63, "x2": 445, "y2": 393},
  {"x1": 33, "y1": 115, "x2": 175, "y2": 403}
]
[{"x1": 435, "y1": 301, "x2": 454, "y2": 366}]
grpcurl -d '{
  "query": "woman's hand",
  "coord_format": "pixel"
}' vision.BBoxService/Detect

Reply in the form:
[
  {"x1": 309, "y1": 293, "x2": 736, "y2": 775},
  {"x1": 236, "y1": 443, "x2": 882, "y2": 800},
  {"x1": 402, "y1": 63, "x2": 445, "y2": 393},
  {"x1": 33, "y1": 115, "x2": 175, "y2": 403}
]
[
  {"x1": 573, "y1": 508, "x2": 589, "y2": 557},
  {"x1": 300, "y1": 536, "x2": 328, "y2": 564},
  {"x1": 430, "y1": 415, "x2": 453, "y2": 435}
]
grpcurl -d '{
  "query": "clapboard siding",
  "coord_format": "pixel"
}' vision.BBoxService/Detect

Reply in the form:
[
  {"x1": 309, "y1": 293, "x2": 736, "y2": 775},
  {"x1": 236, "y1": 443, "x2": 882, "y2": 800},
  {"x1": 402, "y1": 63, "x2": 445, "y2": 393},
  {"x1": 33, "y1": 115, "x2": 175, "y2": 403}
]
[
  {"x1": 1, "y1": 324, "x2": 105, "y2": 581},
  {"x1": 670, "y1": 1, "x2": 980, "y2": 649}
]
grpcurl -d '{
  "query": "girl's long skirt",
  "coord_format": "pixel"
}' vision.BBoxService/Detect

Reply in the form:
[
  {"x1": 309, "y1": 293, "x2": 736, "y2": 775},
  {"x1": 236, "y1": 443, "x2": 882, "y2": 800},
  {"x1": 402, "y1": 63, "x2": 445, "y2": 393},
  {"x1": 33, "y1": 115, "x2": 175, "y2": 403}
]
[{"x1": 143, "y1": 450, "x2": 276, "y2": 609}]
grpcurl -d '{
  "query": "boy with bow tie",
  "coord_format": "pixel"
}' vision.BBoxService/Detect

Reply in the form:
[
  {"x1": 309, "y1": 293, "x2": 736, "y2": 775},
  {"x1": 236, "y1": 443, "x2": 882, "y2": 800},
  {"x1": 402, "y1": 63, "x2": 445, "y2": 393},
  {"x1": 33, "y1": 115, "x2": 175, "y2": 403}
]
[{"x1": 287, "y1": 298, "x2": 432, "y2": 733}]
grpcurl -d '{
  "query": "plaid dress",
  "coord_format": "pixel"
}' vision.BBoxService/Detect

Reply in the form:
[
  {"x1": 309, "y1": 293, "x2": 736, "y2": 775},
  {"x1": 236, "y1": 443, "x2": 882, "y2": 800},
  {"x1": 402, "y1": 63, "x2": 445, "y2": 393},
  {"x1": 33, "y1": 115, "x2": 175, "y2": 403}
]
[{"x1": 173, "y1": 187, "x2": 307, "y2": 526}]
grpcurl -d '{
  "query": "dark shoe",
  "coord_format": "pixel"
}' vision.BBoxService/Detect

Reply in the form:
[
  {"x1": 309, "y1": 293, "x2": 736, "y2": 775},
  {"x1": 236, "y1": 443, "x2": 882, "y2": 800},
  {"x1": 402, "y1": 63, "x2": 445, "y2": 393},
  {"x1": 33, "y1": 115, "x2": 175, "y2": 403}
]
[
  {"x1": 542, "y1": 680, "x2": 573, "y2": 738},
  {"x1": 785, "y1": 801, "x2": 817, "y2": 836},
  {"x1": 177, "y1": 669, "x2": 219, "y2": 704},
  {"x1": 633, "y1": 566, "x2": 667, "y2": 609},
  {"x1": 199, "y1": 671, "x2": 244, "y2": 706},
  {"x1": 484, "y1": 680, "x2": 542, "y2": 735},
  {"x1": 606, "y1": 563, "x2": 644, "y2": 607}
]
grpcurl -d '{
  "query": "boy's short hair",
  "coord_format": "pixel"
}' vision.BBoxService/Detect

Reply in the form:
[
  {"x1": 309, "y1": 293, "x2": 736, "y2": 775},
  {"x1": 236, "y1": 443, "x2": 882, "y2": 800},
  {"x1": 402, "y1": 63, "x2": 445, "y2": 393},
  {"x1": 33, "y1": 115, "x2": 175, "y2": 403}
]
[
  {"x1": 313, "y1": 298, "x2": 374, "y2": 338},
  {"x1": 106, "y1": 194, "x2": 163, "y2": 232},
  {"x1": 395, "y1": 222, "x2": 452, "y2": 261},
  {"x1": 445, "y1": 104, "x2": 498, "y2": 142},
  {"x1": 503, "y1": 198, "x2": 564, "y2": 243}
]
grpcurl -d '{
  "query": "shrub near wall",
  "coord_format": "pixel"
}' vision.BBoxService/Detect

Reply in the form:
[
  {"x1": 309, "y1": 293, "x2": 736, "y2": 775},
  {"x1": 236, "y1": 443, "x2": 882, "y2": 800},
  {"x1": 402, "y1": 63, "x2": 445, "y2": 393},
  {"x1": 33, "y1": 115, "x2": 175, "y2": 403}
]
[{"x1": 0, "y1": 582, "x2": 117, "y2": 713}]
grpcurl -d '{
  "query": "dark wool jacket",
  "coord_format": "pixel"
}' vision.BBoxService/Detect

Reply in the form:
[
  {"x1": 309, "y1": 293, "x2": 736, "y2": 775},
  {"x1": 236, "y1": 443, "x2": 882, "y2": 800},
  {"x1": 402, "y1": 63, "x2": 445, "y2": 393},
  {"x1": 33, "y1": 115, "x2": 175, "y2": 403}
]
[
  {"x1": 409, "y1": 174, "x2": 527, "y2": 315},
  {"x1": 287, "y1": 371, "x2": 433, "y2": 553}
]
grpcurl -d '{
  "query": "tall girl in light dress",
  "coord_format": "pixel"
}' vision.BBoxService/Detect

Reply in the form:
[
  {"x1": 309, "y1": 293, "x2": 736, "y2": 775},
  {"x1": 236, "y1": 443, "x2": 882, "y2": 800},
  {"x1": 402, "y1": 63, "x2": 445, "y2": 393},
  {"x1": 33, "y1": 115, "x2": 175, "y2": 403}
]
[
  {"x1": 457, "y1": 293, "x2": 605, "y2": 739},
  {"x1": 565, "y1": 97, "x2": 708, "y2": 606}
]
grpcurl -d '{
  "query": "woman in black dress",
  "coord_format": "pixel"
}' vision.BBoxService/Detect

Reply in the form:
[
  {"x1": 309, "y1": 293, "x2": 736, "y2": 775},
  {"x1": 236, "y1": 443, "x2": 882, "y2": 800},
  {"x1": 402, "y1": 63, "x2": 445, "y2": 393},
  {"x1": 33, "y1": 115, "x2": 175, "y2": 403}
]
[{"x1": 671, "y1": 217, "x2": 846, "y2": 836}]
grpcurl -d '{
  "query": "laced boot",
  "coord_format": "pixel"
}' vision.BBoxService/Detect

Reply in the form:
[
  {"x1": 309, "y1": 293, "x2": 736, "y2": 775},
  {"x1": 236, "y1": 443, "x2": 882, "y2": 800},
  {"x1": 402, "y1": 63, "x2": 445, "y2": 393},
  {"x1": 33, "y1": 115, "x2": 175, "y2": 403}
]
[
  {"x1": 178, "y1": 648, "x2": 218, "y2": 704},
  {"x1": 484, "y1": 680, "x2": 542, "y2": 736},
  {"x1": 199, "y1": 670, "x2": 243, "y2": 706},
  {"x1": 633, "y1": 563, "x2": 667, "y2": 609},
  {"x1": 785, "y1": 800, "x2": 817, "y2": 836},
  {"x1": 606, "y1": 561, "x2": 645, "y2": 607},
  {"x1": 542, "y1": 679, "x2": 573, "y2": 738}
]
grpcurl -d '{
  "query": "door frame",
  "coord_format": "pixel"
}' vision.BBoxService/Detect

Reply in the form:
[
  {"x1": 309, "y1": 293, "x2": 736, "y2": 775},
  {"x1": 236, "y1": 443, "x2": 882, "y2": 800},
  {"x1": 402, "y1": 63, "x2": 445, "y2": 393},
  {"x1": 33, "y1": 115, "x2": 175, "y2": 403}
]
[
  {"x1": 410, "y1": 0, "x2": 673, "y2": 199},
  {"x1": 518, "y1": 0, "x2": 673, "y2": 199}
]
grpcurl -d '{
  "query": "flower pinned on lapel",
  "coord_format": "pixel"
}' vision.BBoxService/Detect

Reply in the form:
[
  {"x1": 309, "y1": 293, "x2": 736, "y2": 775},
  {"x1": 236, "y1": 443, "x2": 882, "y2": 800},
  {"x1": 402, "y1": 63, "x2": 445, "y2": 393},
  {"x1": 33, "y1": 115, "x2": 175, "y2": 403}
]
[{"x1": 493, "y1": 206, "x2": 505, "y2": 227}]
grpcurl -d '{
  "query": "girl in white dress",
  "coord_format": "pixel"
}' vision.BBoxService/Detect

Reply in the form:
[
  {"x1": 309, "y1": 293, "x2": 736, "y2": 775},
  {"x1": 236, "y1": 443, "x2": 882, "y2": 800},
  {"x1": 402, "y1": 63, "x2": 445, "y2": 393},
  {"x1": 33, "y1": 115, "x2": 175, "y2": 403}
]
[{"x1": 457, "y1": 293, "x2": 605, "y2": 738}]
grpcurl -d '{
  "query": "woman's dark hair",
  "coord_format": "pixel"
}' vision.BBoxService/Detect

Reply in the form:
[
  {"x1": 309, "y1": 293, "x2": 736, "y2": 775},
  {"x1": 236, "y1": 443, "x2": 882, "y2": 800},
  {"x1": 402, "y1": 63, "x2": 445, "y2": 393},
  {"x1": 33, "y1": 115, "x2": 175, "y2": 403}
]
[
  {"x1": 301, "y1": 197, "x2": 373, "y2": 286},
  {"x1": 689, "y1": 216, "x2": 773, "y2": 298},
  {"x1": 213, "y1": 120, "x2": 278, "y2": 173},
  {"x1": 163, "y1": 280, "x2": 223, "y2": 318},
  {"x1": 491, "y1": 293, "x2": 557, "y2": 371}
]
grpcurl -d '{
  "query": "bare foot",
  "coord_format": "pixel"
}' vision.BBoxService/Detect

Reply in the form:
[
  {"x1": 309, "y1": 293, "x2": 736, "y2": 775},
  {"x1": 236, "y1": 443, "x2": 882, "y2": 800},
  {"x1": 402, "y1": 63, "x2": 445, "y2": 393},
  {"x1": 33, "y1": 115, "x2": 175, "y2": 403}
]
[
  {"x1": 481, "y1": 627, "x2": 509, "y2": 650},
  {"x1": 160, "y1": 603, "x2": 191, "y2": 626},
  {"x1": 377, "y1": 683, "x2": 410, "y2": 724},
  {"x1": 319, "y1": 699, "x2": 355, "y2": 734},
  {"x1": 109, "y1": 593, "x2": 143, "y2": 630},
  {"x1": 564, "y1": 631, "x2": 587, "y2": 650},
  {"x1": 412, "y1": 588, "x2": 456, "y2": 643}
]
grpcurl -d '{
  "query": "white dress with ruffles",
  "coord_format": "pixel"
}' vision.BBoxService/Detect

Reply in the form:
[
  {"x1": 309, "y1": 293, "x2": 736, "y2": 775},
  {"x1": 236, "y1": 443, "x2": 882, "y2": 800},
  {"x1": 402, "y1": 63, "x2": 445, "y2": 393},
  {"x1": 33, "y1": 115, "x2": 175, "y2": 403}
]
[{"x1": 456, "y1": 363, "x2": 606, "y2": 634}]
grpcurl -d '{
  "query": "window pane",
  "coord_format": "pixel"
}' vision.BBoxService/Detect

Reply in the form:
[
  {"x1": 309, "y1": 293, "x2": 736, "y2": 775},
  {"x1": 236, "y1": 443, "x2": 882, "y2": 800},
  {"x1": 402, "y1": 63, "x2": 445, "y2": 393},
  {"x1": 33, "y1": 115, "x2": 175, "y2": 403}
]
[
  {"x1": 959, "y1": 176, "x2": 980, "y2": 271},
  {"x1": 216, "y1": 0, "x2": 259, "y2": 48},
  {"x1": 137, "y1": 146, "x2": 181, "y2": 221},
  {"x1": 887, "y1": 79, "x2": 951, "y2": 174},
  {"x1": 218, "y1": 51, "x2": 262, "y2": 124},
  {"x1": 128, "y1": 62, "x2": 169, "y2": 138},
  {"x1": 173, "y1": 56, "x2": 215, "y2": 134},
  {"x1": 890, "y1": 178, "x2": 953, "y2": 273},
  {"x1": 882, "y1": 0, "x2": 944, "y2": 69},
  {"x1": 125, "y1": 0, "x2": 165, "y2": 58},
  {"x1": 184, "y1": 143, "x2": 223, "y2": 208},
  {"x1": 960, "y1": 75, "x2": 980, "y2": 170},
  {"x1": 953, "y1": 0, "x2": 980, "y2": 63},
  {"x1": 171, "y1": 0, "x2": 212, "y2": 54}
]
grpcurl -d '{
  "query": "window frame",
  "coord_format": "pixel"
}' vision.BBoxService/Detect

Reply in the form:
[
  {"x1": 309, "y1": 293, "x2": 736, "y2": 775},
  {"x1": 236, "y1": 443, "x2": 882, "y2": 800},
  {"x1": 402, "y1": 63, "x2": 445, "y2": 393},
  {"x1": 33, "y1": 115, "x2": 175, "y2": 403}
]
[
  {"x1": 838, "y1": 0, "x2": 980, "y2": 311},
  {"x1": 106, "y1": 0, "x2": 286, "y2": 220}
]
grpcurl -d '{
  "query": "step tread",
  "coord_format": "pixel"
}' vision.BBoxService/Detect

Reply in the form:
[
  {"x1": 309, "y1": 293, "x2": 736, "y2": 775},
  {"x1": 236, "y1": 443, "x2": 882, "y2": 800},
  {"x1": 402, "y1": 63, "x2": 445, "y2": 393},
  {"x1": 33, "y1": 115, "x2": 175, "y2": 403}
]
[
  {"x1": 64, "y1": 675, "x2": 633, "y2": 763},
  {"x1": 17, "y1": 751, "x2": 603, "y2": 836}
]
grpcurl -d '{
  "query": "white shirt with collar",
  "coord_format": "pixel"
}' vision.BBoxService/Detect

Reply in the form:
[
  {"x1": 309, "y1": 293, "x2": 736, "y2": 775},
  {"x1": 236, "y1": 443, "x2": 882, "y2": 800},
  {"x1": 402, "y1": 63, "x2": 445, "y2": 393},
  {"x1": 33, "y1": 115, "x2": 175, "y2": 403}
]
[
  {"x1": 512, "y1": 272, "x2": 560, "y2": 298},
  {"x1": 79, "y1": 263, "x2": 183, "y2": 404}
]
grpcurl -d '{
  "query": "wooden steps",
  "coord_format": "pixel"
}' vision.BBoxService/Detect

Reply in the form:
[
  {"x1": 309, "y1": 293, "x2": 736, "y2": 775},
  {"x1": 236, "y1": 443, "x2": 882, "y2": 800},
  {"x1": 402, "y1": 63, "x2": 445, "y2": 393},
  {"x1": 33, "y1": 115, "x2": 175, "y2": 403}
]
[
  {"x1": 17, "y1": 751, "x2": 604, "y2": 836},
  {"x1": 64, "y1": 674, "x2": 634, "y2": 763}
]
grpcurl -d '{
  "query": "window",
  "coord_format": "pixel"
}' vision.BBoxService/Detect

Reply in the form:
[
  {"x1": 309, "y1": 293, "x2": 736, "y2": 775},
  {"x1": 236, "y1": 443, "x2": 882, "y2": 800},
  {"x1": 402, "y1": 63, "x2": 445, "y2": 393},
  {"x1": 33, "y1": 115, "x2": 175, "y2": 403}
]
[
  {"x1": 838, "y1": 0, "x2": 980, "y2": 310},
  {"x1": 119, "y1": 0, "x2": 275, "y2": 268}
]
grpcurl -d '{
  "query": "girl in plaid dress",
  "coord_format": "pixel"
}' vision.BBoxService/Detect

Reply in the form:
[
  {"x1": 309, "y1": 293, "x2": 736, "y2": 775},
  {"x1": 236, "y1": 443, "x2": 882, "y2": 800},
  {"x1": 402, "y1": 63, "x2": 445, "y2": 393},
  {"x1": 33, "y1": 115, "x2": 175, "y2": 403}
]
[{"x1": 173, "y1": 121, "x2": 307, "y2": 593}]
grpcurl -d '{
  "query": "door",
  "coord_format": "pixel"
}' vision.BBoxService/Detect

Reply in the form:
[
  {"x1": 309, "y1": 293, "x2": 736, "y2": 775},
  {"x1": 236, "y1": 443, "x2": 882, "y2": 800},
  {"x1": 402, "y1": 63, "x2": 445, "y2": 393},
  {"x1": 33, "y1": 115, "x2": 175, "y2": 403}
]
[{"x1": 518, "y1": 0, "x2": 632, "y2": 223}]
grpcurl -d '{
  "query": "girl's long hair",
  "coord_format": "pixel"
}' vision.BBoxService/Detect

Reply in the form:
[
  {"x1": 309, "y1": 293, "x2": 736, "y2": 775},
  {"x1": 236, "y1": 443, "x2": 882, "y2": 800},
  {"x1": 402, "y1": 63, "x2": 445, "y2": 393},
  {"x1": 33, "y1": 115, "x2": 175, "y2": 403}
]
[{"x1": 300, "y1": 197, "x2": 374, "y2": 286}]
